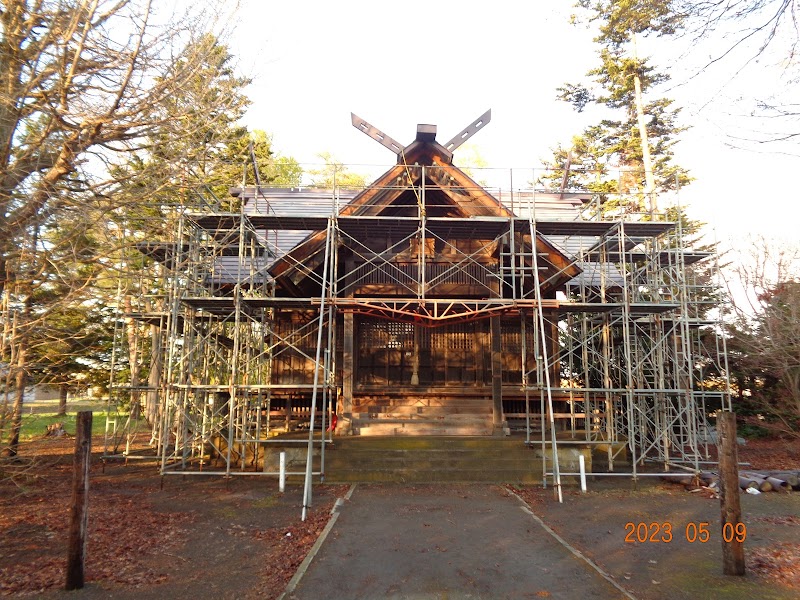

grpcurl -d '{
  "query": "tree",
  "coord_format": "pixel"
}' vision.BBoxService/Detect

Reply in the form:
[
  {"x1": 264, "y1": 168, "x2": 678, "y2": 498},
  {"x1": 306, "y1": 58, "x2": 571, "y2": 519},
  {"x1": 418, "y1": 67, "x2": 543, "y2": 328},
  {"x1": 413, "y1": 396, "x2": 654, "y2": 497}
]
[
  {"x1": 0, "y1": 0, "x2": 248, "y2": 456},
  {"x1": 548, "y1": 1, "x2": 691, "y2": 212},
  {"x1": 723, "y1": 237, "x2": 800, "y2": 438},
  {"x1": 678, "y1": 1, "x2": 800, "y2": 150},
  {"x1": 0, "y1": 200, "x2": 111, "y2": 450},
  {"x1": 106, "y1": 29, "x2": 304, "y2": 430},
  {"x1": 307, "y1": 152, "x2": 367, "y2": 189},
  {"x1": 103, "y1": 33, "x2": 301, "y2": 430},
  {"x1": 28, "y1": 302, "x2": 110, "y2": 416},
  {"x1": 549, "y1": 3, "x2": 730, "y2": 417},
  {"x1": 453, "y1": 143, "x2": 490, "y2": 187},
  {"x1": 683, "y1": 1, "x2": 798, "y2": 71}
]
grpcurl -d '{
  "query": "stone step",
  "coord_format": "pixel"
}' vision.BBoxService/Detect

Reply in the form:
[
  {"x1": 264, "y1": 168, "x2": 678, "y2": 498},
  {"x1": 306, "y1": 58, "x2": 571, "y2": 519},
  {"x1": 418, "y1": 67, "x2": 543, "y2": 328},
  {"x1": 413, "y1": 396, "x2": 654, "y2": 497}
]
[
  {"x1": 333, "y1": 436, "x2": 524, "y2": 450},
  {"x1": 354, "y1": 420, "x2": 493, "y2": 436},
  {"x1": 323, "y1": 436, "x2": 544, "y2": 484},
  {"x1": 325, "y1": 467, "x2": 541, "y2": 484},
  {"x1": 325, "y1": 453, "x2": 538, "y2": 471},
  {"x1": 355, "y1": 390, "x2": 492, "y2": 399},
  {"x1": 352, "y1": 400, "x2": 492, "y2": 412},
  {"x1": 356, "y1": 425, "x2": 494, "y2": 436},
  {"x1": 354, "y1": 404, "x2": 493, "y2": 416},
  {"x1": 353, "y1": 411, "x2": 493, "y2": 422},
  {"x1": 353, "y1": 410, "x2": 494, "y2": 437}
]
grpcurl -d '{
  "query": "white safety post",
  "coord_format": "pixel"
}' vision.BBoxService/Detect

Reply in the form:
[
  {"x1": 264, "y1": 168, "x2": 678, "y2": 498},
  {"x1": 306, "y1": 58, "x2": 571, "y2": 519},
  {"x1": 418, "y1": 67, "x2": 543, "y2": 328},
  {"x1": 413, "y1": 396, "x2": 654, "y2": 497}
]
[
  {"x1": 279, "y1": 451, "x2": 286, "y2": 493},
  {"x1": 579, "y1": 454, "x2": 587, "y2": 493}
]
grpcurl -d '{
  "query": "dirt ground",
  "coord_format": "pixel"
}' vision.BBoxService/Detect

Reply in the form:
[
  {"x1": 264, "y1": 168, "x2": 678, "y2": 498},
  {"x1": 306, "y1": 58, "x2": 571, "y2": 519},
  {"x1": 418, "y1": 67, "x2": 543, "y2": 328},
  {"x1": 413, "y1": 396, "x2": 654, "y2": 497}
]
[
  {"x1": 513, "y1": 436, "x2": 800, "y2": 599},
  {"x1": 0, "y1": 434, "x2": 798, "y2": 599},
  {"x1": 513, "y1": 480, "x2": 799, "y2": 599},
  {"x1": 0, "y1": 436, "x2": 346, "y2": 599}
]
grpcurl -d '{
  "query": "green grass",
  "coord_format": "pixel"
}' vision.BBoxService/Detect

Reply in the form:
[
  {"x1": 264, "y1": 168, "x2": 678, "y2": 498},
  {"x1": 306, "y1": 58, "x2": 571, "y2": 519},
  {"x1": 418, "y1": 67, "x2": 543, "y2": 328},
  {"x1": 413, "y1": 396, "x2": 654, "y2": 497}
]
[{"x1": 19, "y1": 410, "x2": 113, "y2": 441}]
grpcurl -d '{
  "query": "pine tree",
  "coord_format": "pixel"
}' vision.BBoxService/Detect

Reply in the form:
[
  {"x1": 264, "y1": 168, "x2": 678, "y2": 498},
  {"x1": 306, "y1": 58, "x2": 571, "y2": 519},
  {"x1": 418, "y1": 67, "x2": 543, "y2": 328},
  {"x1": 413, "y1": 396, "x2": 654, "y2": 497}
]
[
  {"x1": 545, "y1": 1, "x2": 690, "y2": 213},
  {"x1": 105, "y1": 36, "x2": 302, "y2": 428},
  {"x1": 0, "y1": 3, "x2": 279, "y2": 453}
]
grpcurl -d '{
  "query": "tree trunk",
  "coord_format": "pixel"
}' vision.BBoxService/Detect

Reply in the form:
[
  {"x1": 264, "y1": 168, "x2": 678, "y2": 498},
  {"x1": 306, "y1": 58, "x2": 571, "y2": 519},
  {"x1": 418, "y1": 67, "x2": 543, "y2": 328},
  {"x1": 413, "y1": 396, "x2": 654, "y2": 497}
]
[
  {"x1": 633, "y1": 72, "x2": 657, "y2": 212},
  {"x1": 145, "y1": 323, "x2": 163, "y2": 425},
  {"x1": 1, "y1": 259, "x2": 15, "y2": 435},
  {"x1": 4, "y1": 339, "x2": 27, "y2": 458},
  {"x1": 4, "y1": 283, "x2": 31, "y2": 458},
  {"x1": 58, "y1": 383, "x2": 68, "y2": 417},
  {"x1": 123, "y1": 296, "x2": 141, "y2": 423}
]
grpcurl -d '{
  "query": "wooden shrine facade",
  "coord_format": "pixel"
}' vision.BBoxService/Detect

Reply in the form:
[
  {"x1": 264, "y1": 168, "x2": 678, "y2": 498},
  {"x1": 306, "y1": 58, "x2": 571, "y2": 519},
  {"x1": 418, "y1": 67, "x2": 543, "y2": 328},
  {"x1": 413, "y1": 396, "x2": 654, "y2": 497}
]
[
  {"x1": 115, "y1": 113, "x2": 723, "y2": 479},
  {"x1": 256, "y1": 122, "x2": 575, "y2": 436}
]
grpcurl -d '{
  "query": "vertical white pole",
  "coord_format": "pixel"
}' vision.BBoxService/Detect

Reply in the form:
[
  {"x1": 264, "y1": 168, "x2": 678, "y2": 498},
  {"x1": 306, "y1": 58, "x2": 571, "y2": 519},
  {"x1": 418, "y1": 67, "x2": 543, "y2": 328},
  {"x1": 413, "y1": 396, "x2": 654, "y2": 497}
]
[
  {"x1": 302, "y1": 219, "x2": 333, "y2": 520},
  {"x1": 579, "y1": 454, "x2": 587, "y2": 493},
  {"x1": 279, "y1": 451, "x2": 286, "y2": 493}
]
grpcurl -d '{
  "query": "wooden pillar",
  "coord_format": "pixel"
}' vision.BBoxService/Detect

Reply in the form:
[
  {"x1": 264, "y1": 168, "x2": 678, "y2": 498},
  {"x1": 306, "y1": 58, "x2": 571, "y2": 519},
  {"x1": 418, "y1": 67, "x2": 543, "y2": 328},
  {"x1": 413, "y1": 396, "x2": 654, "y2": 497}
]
[
  {"x1": 717, "y1": 411, "x2": 746, "y2": 576},
  {"x1": 66, "y1": 411, "x2": 92, "y2": 590},
  {"x1": 490, "y1": 316, "x2": 505, "y2": 436},
  {"x1": 410, "y1": 324, "x2": 420, "y2": 385},
  {"x1": 544, "y1": 311, "x2": 560, "y2": 392},
  {"x1": 342, "y1": 311, "x2": 354, "y2": 431}
]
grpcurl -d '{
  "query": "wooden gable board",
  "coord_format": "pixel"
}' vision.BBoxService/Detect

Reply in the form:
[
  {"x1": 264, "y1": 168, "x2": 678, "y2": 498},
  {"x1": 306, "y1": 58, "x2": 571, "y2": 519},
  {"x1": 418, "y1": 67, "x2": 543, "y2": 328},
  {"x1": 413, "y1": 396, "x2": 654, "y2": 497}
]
[{"x1": 269, "y1": 141, "x2": 580, "y2": 295}]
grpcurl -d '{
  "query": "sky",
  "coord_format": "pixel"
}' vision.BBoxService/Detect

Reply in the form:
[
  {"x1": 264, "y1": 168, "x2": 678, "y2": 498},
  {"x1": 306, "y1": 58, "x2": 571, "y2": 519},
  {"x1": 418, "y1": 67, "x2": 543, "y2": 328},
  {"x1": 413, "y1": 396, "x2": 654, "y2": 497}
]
[{"x1": 221, "y1": 1, "x2": 798, "y2": 252}]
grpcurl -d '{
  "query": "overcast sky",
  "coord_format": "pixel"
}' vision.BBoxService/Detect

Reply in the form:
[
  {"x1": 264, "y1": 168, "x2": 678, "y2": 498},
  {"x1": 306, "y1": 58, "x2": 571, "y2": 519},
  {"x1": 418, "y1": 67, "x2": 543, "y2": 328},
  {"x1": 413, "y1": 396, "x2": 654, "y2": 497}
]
[{"x1": 223, "y1": 1, "x2": 798, "y2": 250}]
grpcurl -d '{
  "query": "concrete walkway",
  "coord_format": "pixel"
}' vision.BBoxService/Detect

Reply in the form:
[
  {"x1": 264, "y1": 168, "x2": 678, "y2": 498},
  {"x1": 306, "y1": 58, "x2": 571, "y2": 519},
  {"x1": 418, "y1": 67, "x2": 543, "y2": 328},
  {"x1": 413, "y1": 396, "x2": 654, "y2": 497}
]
[{"x1": 283, "y1": 484, "x2": 633, "y2": 600}]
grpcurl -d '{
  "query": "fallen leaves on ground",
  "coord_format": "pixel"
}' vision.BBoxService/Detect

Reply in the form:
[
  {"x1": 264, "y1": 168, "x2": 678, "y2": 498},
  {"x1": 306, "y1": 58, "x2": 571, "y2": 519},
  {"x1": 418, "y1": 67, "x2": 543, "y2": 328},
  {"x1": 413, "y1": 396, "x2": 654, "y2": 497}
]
[
  {"x1": 736, "y1": 437, "x2": 800, "y2": 471},
  {"x1": 752, "y1": 515, "x2": 800, "y2": 526},
  {"x1": 258, "y1": 504, "x2": 337, "y2": 597},
  {"x1": 750, "y1": 543, "x2": 800, "y2": 588},
  {"x1": 0, "y1": 487, "x2": 193, "y2": 596}
]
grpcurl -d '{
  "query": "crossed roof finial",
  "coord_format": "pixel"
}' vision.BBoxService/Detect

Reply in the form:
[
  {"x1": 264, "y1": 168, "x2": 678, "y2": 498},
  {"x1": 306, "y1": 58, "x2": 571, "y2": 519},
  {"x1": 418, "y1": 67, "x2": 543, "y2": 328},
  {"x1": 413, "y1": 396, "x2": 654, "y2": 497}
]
[{"x1": 350, "y1": 110, "x2": 491, "y2": 156}]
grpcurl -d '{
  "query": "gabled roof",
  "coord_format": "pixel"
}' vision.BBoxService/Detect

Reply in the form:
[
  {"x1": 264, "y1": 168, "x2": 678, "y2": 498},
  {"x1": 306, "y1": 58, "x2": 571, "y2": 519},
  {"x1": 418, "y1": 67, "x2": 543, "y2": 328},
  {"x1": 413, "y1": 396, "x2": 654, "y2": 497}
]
[
  {"x1": 334, "y1": 132, "x2": 510, "y2": 220},
  {"x1": 268, "y1": 127, "x2": 581, "y2": 296}
]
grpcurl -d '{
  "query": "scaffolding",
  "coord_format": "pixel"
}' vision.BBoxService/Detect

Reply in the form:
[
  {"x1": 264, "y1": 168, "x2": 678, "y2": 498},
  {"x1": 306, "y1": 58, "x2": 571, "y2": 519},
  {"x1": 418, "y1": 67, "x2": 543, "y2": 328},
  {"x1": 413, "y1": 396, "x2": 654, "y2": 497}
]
[{"x1": 104, "y1": 154, "x2": 730, "y2": 498}]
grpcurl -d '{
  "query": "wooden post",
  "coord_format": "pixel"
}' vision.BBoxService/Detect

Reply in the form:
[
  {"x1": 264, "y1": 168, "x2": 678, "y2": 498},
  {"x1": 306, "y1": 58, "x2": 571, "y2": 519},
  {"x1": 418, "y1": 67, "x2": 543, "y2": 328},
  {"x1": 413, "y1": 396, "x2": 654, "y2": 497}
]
[
  {"x1": 342, "y1": 311, "x2": 354, "y2": 421},
  {"x1": 66, "y1": 411, "x2": 92, "y2": 590},
  {"x1": 410, "y1": 324, "x2": 420, "y2": 386},
  {"x1": 717, "y1": 411, "x2": 745, "y2": 576},
  {"x1": 490, "y1": 316, "x2": 504, "y2": 435}
]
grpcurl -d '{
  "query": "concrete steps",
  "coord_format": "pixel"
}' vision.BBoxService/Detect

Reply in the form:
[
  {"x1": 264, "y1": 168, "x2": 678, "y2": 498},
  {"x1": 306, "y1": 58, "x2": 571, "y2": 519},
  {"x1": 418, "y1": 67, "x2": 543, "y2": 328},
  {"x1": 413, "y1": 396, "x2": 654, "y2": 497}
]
[{"x1": 324, "y1": 436, "x2": 543, "y2": 484}]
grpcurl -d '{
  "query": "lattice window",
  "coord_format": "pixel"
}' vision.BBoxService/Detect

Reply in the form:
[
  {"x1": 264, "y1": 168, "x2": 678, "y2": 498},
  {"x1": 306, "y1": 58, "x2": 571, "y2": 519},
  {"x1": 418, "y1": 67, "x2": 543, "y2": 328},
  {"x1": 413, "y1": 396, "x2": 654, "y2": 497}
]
[
  {"x1": 446, "y1": 325, "x2": 472, "y2": 350},
  {"x1": 429, "y1": 324, "x2": 473, "y2": 350},
  {"x1": 360, "y1": 320, "x2": 413, "y2": 350}
]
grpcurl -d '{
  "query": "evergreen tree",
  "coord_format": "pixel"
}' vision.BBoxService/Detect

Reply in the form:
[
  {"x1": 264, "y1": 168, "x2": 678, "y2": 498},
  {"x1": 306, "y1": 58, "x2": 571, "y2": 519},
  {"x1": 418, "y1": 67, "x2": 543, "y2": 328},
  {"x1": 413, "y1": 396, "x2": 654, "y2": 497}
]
[
  {"x1": 548, "y1": 3, "x2": 727, "y2": 400},
  {"x1": 545, "y1": 1, "x2": 690, "y2": 213},
  {"x1": 105, "y1": 36, "x2": 301, "y2": 428}
]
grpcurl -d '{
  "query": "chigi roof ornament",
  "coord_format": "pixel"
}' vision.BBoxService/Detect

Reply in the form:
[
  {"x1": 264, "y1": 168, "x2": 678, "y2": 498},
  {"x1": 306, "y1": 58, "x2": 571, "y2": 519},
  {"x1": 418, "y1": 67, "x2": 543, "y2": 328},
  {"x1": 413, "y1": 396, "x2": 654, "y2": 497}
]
[{"x1": 350, "y1": 109, "x2": 491, "y2": 156}]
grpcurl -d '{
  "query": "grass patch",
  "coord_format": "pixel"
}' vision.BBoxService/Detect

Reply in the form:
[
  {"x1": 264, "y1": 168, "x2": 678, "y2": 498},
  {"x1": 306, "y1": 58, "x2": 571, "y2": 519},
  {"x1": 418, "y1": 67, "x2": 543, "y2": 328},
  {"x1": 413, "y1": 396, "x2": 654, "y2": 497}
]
[
  {"x1": 214, "y1": 506, "x2": 239, "y2": 519},
  {"x1": 251, "y1": 494, "x2": 279, "y2": 509},
  {"x1": 19, "y1": 410, "x2": 112, "y2": 441}
]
